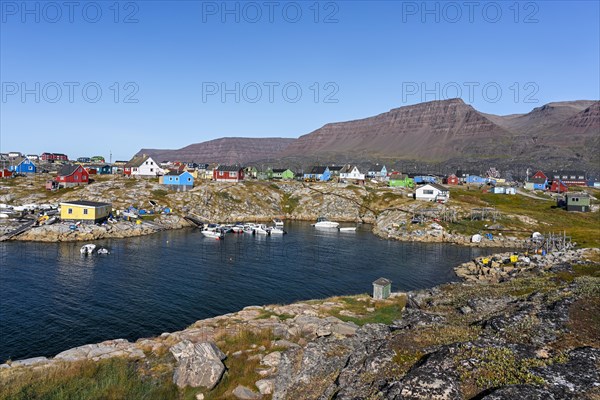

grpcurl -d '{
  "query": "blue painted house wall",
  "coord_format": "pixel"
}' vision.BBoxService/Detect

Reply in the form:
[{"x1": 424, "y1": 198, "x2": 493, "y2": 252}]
[
  {"x1": 413, "y1": 176, "x2": 437, "y2": 184},
  {"x1": 163, "y1": 171, "x2": 194, "y2": 187},
  {"x1": 98, "y1": 165, "x2": 112, "y2": 175},
  {"x1": 466, "y1": 175, "x2": 486, "y2": 184},
  {"x1": 303, "y1": 167, "x2": 331, "y2": 181},
  {"x1": 10, "y1": 158, "x2": 37, "y2": 174},
  {"x1": 533, "y1": 181, "x2": 547, "y2": 190}
]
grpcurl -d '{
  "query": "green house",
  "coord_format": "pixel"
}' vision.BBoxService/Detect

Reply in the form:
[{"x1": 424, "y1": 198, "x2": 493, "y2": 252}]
[
  {"x1": 565, "y1": 192, "x2": 591, "y2": 212},
  {"x1": 389, "y1": 174, "x2": 414, "y2": 188},
  {"x1": 272, "y1": 168, "x2": 294, "y2": 180},
  {"x1": 245, "y1": 166, "x2": 258, "y2": 179}
]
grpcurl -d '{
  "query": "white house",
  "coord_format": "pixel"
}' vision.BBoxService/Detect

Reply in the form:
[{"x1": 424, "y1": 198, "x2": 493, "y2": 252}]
[
  {"x1": 340, "y1": 165, "x2": 365, "y2": 182},
  {"x1": 415, "y1": 183, "x2": 450, "y2": 202},
  {"x1": 126, "y1": 155, "x2": 164, "y2": 177}
]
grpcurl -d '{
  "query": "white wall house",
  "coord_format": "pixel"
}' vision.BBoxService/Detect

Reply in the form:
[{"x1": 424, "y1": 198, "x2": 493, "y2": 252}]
[
  {"x1": 340, "y1": 165, "x2": 365, "y2": 181},
  {"x1": 415, "y1": 183, "x2": 450, "y2": 202},
  {"x1": 131, "y1": 156, "x2": 164, "y2": 177}
]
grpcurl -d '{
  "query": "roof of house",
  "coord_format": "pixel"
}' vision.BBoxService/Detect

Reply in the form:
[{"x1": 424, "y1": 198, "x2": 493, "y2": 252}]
[
  {"x1": 216, "y1": 165, "x2": 242, "y2": 172},
  {"x1": 125, "y1": 155, "x2": 150, "y2": 168},
  {"x1": 272, "y1": 168, "x2": 291, "y2": 173},
  {"x1": 369, "y1": 165, "x2": 385, "y2": 172},
  {"x1": 165, "y1": 170, "x2": 192, "y2": 177},
  {"x1": 566, "y1": 192, "x2": 590, "y2": 198},
  {"x1": 60, "y1": 200, "x2": 111, "y2": 207},
  {"x1": 309, "y1": 166, "x2": 329, "y2": 174},
  {"x1": 328, "y1": 166, "x2": 343, "y2": 172},
  {"x1": 421, "y1": 183, "x2": 448, "y2": 191},
  {"x1": 390, "y1": 173, "x2": 409, "y2": 180},
  {"x1": 373, "y1": 278, "x2": 392, "y2": 286},
  {"x1": 339, "y1": 165, "x2": 354, "y2": 174},
  {"x1": 552, "y1": 170, "x2": 587, "y2": 178},
  {"x1": 58, "y1": 164, "x2": 83, "y2": 176}
]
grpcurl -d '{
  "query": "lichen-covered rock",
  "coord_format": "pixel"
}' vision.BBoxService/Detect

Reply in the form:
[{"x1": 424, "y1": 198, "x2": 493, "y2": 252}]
[{"x1": 170, "y1": 340, "x2": 226, "y2": 389}]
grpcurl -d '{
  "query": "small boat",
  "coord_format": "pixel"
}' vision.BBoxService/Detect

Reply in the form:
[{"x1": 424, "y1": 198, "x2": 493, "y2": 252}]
[
  {"x1": 338, "y1": 227, "x2": 357, "y2": 232},
  {"x1": 80, "y1": 244, "x2": 97, "y2": 255},
  {"x1": 97, "y1": 247, "x2": 110, "y2": 255},
  {"x1": 273, "y1": 218, "x2": 284, "y2": 227},
  {"x1": 255, "y1": 224, "x2": 270, "y2": 235},
  {"x1": 243, "y1": 224, "x2": 256, "y2": 234},
  {"x1": 232, "y1": 224, "x2": 245, "y2": 233},
  {"x1": 45, "y1": 216, "x2": 58, "y2": 225},
  {"x1": 312, "y1": 217, "x2": 339, "y2": 228},
  {"x1": 269, "y1": 226, "x2": 286, "y2": 235},
  {"x1": 202, "y1": 224, "x2": 224, "y2": 239}
]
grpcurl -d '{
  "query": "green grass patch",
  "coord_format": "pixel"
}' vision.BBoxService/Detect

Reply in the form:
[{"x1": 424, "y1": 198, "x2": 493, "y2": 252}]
[
  {"x1": 281, "y1": 193, "x2": 300, "y2": 214},
  {"x1": 0, "y1": 358, "x2": 181, "y2": 400},
  {"x1": 151, "y1": 189, "x2": 169, "y2": 198}
]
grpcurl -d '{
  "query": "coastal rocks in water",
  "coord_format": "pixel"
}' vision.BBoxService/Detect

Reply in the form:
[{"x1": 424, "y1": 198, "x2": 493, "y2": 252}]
[
  {"x1": 54, "y1": 338, "x2": 145, "y2": 362},
  {"x1": 170, "y1": 340, "x2": 226, "y2": 389}
]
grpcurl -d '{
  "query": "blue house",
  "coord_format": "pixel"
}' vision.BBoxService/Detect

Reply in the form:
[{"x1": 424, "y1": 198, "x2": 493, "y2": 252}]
[
  {"x1": 10, "y1": 157, "x2": 37, "y2": 174},
  {"x1": 466, "y1": 175, "x2": 487, "y2": 184},
  {"x1": 412, "y1": 175, "x2": 437, "y2": 184},
  {"x1": 304, "y1": 166, "x2": 331, "y2": 182},
  {"x1": 160, "y1": 170, "x2": 194, "y2": 191},
  {"x1": 367, "y1": 164, "x2": 387, "y2": 179},
  {"x1": 98, "y1": 165, "x2": 112, "y2": 175}
]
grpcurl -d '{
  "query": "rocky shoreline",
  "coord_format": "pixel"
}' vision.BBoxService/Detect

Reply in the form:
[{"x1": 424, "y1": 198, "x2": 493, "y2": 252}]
[{"x1": 2, "y1": 248, "x2": 598, "y2": 399}]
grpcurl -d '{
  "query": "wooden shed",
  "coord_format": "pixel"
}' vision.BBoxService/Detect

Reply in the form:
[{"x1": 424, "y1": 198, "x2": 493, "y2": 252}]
[{"x1": 373, "y1": 278, "x2": 392, "y2": 300}]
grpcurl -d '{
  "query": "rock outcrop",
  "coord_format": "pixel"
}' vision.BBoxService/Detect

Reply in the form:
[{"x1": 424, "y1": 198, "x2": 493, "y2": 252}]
[{"x1": 170, "y1": 340, "x2": 227, "y2": 389}]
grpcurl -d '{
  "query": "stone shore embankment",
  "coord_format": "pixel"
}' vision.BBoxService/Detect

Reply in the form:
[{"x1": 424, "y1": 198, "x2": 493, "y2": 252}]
[{"x1": 2, "y1": 248, "x2": 599, "y2": 399}]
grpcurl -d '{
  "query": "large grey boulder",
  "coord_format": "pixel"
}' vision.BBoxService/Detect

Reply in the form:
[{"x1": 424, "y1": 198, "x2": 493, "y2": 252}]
[
  {"x1": 170, "y1": 340, "x2": 226, "y2": 389},
  {"x1": 232, "y1": 385, "x2": 262, "y2": 399}
]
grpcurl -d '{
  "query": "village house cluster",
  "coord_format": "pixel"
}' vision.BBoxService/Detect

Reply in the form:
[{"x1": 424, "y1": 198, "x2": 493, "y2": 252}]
[{"x1": 1, "y1": 152, "x2": 596, "y2": 212}]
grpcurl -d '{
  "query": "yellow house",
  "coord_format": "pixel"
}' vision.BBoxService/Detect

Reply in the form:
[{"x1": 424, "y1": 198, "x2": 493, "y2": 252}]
[{"x1": 60, "y1": 200, "x2": 112, "y2": 223}]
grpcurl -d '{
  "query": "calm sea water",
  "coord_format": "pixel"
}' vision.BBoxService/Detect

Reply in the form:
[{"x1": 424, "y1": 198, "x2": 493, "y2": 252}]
[{"x1": 0, "y1": 222, "x2": 499, "y2": 361}]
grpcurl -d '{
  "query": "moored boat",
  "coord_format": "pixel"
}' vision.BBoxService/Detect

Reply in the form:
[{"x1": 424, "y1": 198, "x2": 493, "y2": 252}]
[
  {"x1": 201, "y1": 224, "x2": 224, "y2": 239},
  {"x1": 80, "y1": 244, "x2": 96, "y2": 255},
  {"x1": 338, "y1": 227, "x2": 357, "y2": 232},
  {"x1": 273, "y1": 218, "x2": 284, "y2": 227},
  {"x1": 312, "y1": 216, "x2": 339, "y2": 228},
  {"x1": 269, "y1": 226, "x2": 286, "y2": 235}
]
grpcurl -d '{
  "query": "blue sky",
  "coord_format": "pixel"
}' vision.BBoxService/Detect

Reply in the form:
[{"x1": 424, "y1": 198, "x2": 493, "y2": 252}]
[{"x1": 1, "y1": 1, "x2": 599, "y2": 161}]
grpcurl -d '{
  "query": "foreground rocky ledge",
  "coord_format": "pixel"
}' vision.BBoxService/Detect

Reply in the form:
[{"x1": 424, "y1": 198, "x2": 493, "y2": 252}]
[{"x1": 1, "y1": 248, "x2": 599, "y2": 399}]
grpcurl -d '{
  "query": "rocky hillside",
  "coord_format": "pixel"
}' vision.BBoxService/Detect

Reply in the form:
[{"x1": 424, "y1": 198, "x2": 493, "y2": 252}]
[
  {"x1": 2, "y1": 249, "x2": 598, "y2": 399},
  {"x1": 280, "y1": 99, "x2": 600, "y2": 174},
  {"x1": 136, "y1": 137, "x2": 296, "y2": 165}
]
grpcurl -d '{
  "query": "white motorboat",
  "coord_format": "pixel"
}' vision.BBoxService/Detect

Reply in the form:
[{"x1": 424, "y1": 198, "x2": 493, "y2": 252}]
[
  {"x1": 269, "y1": 226, "x2": 286, "y2": 235},
  {"x1": 312, "y1": 217, "x2": 339, "y2": 228},
  {"x1": 273, "y1": 218, "x2": 284, "y2": 227},
  {"x1": 97, "y1": 247, "x2": 110, "y2": 255},
  {"x1": 255, "y1": 224, "x2": 270, "y2": 235},
  {"x1": 80, "y1": 244, "x2": 97, "y2": 255},
  {"x1": 338, "y1": 227, "x2": 357, "y2": 232},
  {"x1": 232, "y1": 224, "x2": 245, "y2": 233},
  {"x1": 201, "y1": 224, "x2": 224, "y2": 239},
  {"x1": 243, "y1": 224, "x2": 256, "y2": 234}
]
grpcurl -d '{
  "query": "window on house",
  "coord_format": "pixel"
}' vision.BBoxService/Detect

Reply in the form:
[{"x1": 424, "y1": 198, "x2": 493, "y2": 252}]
[
  {"x1": 150, "y1": 168, "x2": 154, "y2": 172},
  {"x1": 570, "y1": 175, "x2": 576, "y2": 179},
  {"x1": 75, "y1": 175, "x2": 78, "y2": 180},
  {"x1": 188, "y1": 178, "x2": 191, "y2": 182},
  {"x1": 68, "y1": 208, "x2": 73, "y2": 214},
  {"x1": 231, "y1": 171, "x2": 237, "y2": 177},
  {"x1": 423, "y1": 190, "x2": 434, "y2": 195},
  {"x1": 219, "y1": 171, "x2": 224, "y2": 176},
  {"x1": 83, "y1": 209, "x2": 88, "y2": 215}
]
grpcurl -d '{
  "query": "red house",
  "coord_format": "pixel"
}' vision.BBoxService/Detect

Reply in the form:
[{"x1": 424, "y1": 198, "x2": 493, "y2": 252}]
[
  {"x1": 41, "y1": 152, "x2": 69, "y2": 162},
  {"x1": 550, "y1": 180, "x2": 568, "y2": 193},
  {"x1": 213, "y1": 165, "x2": 244, "y2": 182},
  {"x1": 1, "y1": 169, "x2": 12, "y2": 179},
  {"x1": 444, "y1": 174, "x2": 459, "y2": 185},
  {"x1": 56, "y1": 164, "x2": 89, "y2": 187},
  {"x1": 531, "y1": 170, "x2": 547, "y2": 181}
]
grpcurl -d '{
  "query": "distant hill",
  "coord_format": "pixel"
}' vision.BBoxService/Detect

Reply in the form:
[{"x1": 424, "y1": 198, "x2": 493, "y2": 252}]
[
  {"x1": 135, "y1": 99, "x2": 599, "y2": 175},
  {"x1": 136, "y1": 137, "x2": 296, "y2": 165}
]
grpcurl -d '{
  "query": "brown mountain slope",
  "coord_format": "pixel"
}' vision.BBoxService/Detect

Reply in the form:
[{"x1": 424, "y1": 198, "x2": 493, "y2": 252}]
[
  {"x1": 136, "y1": 137, "x2": 296, "y2": 164},
  {"x1": 280, "y1": 99, "x2": 519, "y2": 161}
]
